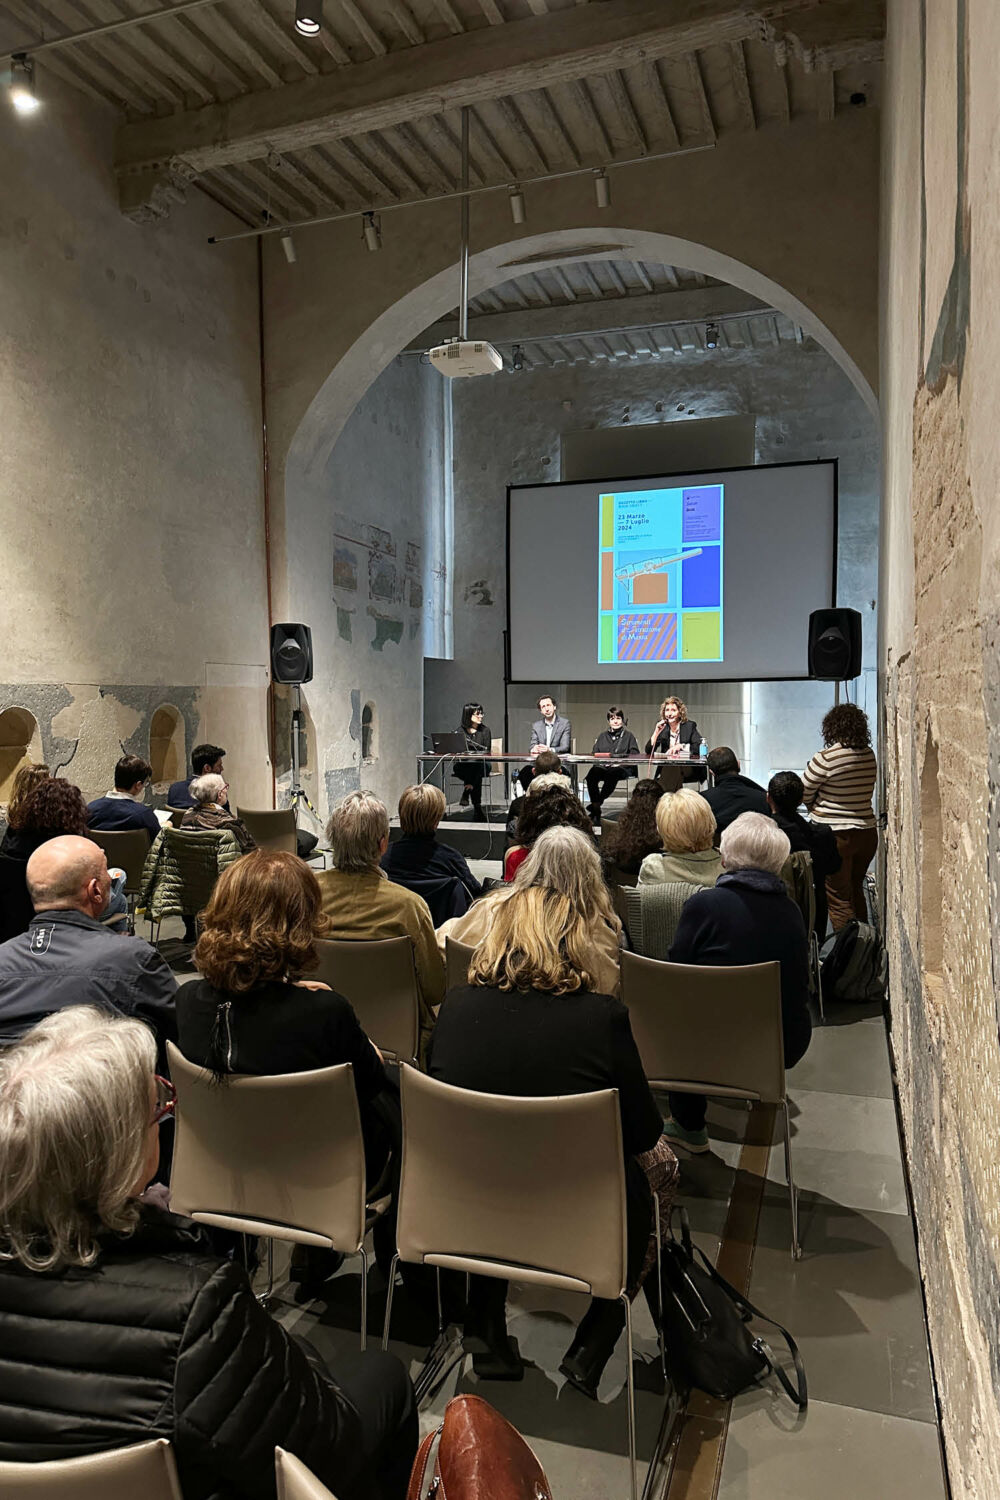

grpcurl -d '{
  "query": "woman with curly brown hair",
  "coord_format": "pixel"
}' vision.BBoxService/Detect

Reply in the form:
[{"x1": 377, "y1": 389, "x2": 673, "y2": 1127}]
[
  {"x1": 1, "y1": 761, "x2": 49, "y2": 842},
  {"x1": 601, "y1": 777, "x2": 665, "y2": 883},
  {"x1": 503, "y1": 783, "x2": 594, "y2": 881},
  {"x1": 802, "y1": 702, "x2": 877, "y2": 929}
]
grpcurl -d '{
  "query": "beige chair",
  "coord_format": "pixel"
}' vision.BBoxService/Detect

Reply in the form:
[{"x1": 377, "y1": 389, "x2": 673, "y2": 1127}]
[
  {"x1": 236, "y1": 806, "x2": 297, "y2": 855},
  {"x1": 620, "y1": 952, "x2": 801, "y2": 1258},
  {"x1": 444, "y1": 935, "x2": 475, "y2": 990},
  {"x1": 167, "y1": 1044, "x2": 388, "y2": 1343},
  {"x1": 167, "y1": 807, "x2": 188, "y2": 828},
  {"x1": 86, "y1": 828, "x2": 150, "y2": 894},
  {"x1": 275, "y1": 1448, "x2": 338, "y2": 1500},
  {"x1": 0, "y1": 1439, "x2": 182, "y2": 1500},
  {"x1": 382, "y1": 1066, "x2": 642, "y2": 1500},
  {"x1": 313, "y1": 936, "x2": 420, "y2": 1065}
]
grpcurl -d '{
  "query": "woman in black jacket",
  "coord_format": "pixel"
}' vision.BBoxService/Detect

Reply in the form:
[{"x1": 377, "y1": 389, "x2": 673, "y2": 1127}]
[
  {"x1": 451, "y1": 702, "x2": 492, "y2": 820},
  {"x1": 767, "y1": 770, "x2": 841, "y2": 937},
  {"x1": 429, "y1": 828, "x2": 678, "y2": 1398},
  {"x1": 662, "y1": 810, "x2": 812, "y2": 1155},
  {"x1": 0, "y1": 1006, "x2": 417, "y2": 1500}
]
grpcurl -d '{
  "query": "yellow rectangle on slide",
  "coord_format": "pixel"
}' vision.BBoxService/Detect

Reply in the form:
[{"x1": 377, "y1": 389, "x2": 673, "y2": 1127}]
[
  {"x1": 600, "y1": 495, "x2": 614, "y2": 549},
  {"x1": 682, "y1": 612, "x2": 721, "y2": 659}
]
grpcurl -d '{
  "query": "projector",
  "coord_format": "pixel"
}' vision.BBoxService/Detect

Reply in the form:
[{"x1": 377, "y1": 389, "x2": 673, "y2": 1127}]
[{"x1": 429, "y1": 338, "x2": 503, "y2": 378}]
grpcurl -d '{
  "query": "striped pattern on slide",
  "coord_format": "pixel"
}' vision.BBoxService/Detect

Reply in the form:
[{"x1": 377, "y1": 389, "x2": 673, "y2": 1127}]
[{"x1": 617, "y1": 613, "x2": 677, "y2": 663}]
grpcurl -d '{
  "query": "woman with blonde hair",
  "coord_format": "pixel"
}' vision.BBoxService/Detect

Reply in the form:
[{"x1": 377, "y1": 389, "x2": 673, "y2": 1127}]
[
  {"x1": 645, "y1": 695, "x2": 702, "y2": 759},
  {"x1": 638, "y1": 788, "x2": 722, "y2": 888},
  {"x1": 0, "y1": 1006, "x2": 416, "y2": 1497},
  {"x1": 438, "y1": 823, "x2": 622, "y2": 996},
  {"x1": 429, "y1": 868, "x2": 677, "y2": 1394}
]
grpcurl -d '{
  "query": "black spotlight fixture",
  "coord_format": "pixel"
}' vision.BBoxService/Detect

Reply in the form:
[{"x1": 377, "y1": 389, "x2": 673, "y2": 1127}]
[
  {"x1": 705, "y1": 321, "x2": 719, "y2": 350},
  {"x1": 294, "y1": 0, "x2": 321, "y2": 35}
]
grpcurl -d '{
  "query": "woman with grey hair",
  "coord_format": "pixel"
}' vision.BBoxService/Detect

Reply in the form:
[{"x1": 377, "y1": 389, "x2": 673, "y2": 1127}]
[
  {"x1": 661, "y1": 810, "x2": 812, "y2": 1153},
  {"x1": 0, "y1": 1006, "x2": 417, "y2": 1499},
  {"x1": 181, "y1": 772, "x2": 256, "y2": 854}
]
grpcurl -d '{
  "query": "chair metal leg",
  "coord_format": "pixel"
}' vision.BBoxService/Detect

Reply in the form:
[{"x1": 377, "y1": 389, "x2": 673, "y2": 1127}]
[
  {"x1": 382, "y1": 1252, "x2": 399, "y2": 1351},
  {"x1": 257, "y1": 1238, "x2": 275, "y2": 1305},
  {"x1": 782, "y1": 1101, "x2": 802, "y2": 1260},
  {"x1": 620, "y1": 1293, "x2": 638, "y2": 1500},
  {"x1": 652, "y1": 1195, "x2": 666, "y2": 1382},
  {"x1": 435, "y1": 1266, "x2": 443, "y2": 1334},
  {"x1": 811, "y1": 932, "x2": 825, "y2": 1023},
  {"x1": 359, "y1": 1249, "x2": 368, "y2": 1351}
]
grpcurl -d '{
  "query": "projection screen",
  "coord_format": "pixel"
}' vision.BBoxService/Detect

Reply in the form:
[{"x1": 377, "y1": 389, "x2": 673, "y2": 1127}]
[{"x1": 507, "y1": 460, "x2": 837, "y2": 683}]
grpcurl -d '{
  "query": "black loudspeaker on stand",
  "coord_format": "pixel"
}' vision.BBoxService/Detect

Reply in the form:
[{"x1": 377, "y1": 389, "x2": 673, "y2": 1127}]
[
  {"x1": 270, "y1": 623, "x2": 313, "y2": 684},
  {"x1": 808, "y1": 609, "x2": 862, "y2": 681}
]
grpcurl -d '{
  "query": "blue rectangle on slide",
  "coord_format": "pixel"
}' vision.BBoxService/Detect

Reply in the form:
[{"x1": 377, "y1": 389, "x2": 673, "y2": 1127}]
[
  {"x1": 682, "y1": 487, "x2": 722, "y2": 542},
  {"x1": 682, "y1": 544, "x2": 721, "y2": 607}
]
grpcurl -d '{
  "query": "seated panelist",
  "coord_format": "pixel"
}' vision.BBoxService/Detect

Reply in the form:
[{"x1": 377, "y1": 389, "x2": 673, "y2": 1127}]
[
  {"x1": 518, "y1": 694, "x2": 572, "y2": 792},
  {"x1": 585, "y1": 706, "x2": 640, "y2": 821},
  {"x1": 644, "y1": 695, "x2": 702, "y2": 759}
]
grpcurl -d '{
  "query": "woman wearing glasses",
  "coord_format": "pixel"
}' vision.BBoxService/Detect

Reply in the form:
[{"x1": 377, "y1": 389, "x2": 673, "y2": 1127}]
[
  {"x1": 451, "y1": 702, "x2": 493, "y2": 821},
  {"x1": 0, "y1": 1006, "x2": 417, "y2": 1500}
]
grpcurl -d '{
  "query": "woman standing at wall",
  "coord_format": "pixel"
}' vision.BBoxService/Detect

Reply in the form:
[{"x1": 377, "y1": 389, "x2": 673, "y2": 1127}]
[{"x1": 802, "y1": 703, "x2": 877, "y2": 930}]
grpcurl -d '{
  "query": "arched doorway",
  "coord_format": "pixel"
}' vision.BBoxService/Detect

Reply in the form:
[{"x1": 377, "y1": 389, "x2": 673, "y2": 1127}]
[
  {"x1": 149, "y1": 704, "x2": 186, "y2": 788},
  {"x1": 0, "y1": 707, "x2": 44, "y2": 803}
]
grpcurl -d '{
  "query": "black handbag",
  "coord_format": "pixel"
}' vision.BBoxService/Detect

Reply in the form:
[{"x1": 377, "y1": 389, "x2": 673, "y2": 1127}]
[{"x1": 657, "y1": 1209, "x2": 807, "y2": 1407}]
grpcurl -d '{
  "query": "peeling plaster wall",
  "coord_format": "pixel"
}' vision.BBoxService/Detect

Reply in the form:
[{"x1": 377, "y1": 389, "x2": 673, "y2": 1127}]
[
  {"x1": 0, "y1": 80, "x2": 271, "y2": 807},
  {"x1": 278, "y1": 357, "x2": 445, "y2": 824},
  {"x1": 428, "y1": 335, "x2": 878, "y2": 784},
  {"x1": 882, "y1": 0, "x2": 1000, "y2": 1490}
]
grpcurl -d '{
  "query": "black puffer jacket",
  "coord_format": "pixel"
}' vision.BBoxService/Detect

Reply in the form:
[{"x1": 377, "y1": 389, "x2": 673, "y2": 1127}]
[{"x1": 0, "y1": 1209, "x2": 371, "y2": 1500}]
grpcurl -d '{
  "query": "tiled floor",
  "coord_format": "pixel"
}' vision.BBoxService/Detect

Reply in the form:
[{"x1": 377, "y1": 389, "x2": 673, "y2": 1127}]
[{"x1": 166, "y1": 862, "x2": 950, "y2": 1500}]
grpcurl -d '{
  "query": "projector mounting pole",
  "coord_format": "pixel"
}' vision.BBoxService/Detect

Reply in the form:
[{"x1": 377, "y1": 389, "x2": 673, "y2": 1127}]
[{"x1": 459, "y1": 106, "x2": 469, "y2": 340}]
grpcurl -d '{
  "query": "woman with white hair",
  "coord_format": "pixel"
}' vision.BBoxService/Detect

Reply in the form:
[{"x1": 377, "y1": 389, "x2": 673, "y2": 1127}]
[
  {"x1": 437, "y1": 823, "x2": 623, "y2": 995},
  {"x1": 638, "y1": 788, "x2": 722, "y2": 888},
  {"x1": 0, "y1": 1006, "x2": 417, "y2": 1499},
  {"x1": 661, "y1": 810, "x2": 812, "y2": 1154},
  {"x1": 181, "y1": 772, "x2": 256, "y2": 854}
]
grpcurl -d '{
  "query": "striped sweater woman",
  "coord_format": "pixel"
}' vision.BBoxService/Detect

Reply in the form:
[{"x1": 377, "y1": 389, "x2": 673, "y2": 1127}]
[{"x1": 802, "y1": 705, "x2": 877, "y2": 931}]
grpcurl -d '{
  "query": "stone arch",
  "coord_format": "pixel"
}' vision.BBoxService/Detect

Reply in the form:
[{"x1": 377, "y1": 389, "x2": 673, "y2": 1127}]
[
  {"x1": 0, "y1": 707, "x2": 44, "y2": 802},
  {"x1": 149, "y1": 703, "x2": 186, "y2": 787}
]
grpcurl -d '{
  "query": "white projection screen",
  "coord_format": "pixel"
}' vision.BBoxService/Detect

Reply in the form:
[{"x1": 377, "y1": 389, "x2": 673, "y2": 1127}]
[{"x1": 507, "y1": 460, "x2": 837, "y2": 683}]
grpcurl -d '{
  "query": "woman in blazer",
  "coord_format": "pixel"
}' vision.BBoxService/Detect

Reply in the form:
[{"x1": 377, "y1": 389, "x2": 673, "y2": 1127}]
[
  {"x1": 452, "y1": 702, "x2": 492, "y2": 820},
  {"x1": 644, "y1": 695, "x2": 702, "y2": 758}
]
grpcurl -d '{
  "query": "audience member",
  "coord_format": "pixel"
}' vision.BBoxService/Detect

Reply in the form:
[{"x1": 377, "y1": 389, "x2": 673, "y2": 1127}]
[
  {"x1": 181, "y1": 773, "x2": 256, "y2": 854},
  {"x1": 0, "y1": 836, "x2": 176, "y2": 1052},
  {"x1": 0, "y1": 1007, "x2": 417, "y2": 1500},
  {"x1": 381, "y1": 783, "x2": 482, "y2": 919},
  {"x1": 663, "y1": 812, "x2": 812, "y2": 1153},
  {"x1": 700, "y1": 746, "x2": 770, "y2": 837},
  {"x1": 601, "y1": 778, "x2": 664, "y2": 884},
  {"x1": 767, "y1": 770, "x2": 842, "y2": 936},
  {"x1": 167, "y1": 742, "x2": 227, "y2": 810},
  {"x1": 586, "y1": 706, "x2": 641, "y2": 821},
  {"x1": 87, "y1": 754, "x2": 160, "y2": 841},
  {"x1": 0, "y1": 761, "x2": 50, "y2": 849},
  {"x1": 802, "y1": 704, "x2": 878, "y2": 929},
  {"x1": 430, "y1": 883, "x2": 677, "y2": 1393},
  {"x1": 318, "y1": 791, "x2": 444, "y2": 1059},
  {"x1": 504, "y1": 783, "x2": 593, "y2": 881},
  {"x1": 638, "y1": 789, "x2": 722, "y2": 888},
  {"x1": 504, "y1": 749, "x2": 567, "y2": 839},
  {"x1": 440, "y1": 825, "x2": 623, "y2": 997}
]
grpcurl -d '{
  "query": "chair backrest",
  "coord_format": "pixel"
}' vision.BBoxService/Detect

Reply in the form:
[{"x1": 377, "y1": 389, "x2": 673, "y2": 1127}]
[
  {"x1": 167, "y1": 1043, "x2": 366, "y2": 1250},
  {"x1": 621, "y1": 952, "x2": 785, "y2": 1104},
  {"x1": 445, "y1": 935, "x2": 476, "y2": 990},
  {"x1": 167, "y1": 807, "x2": 188, "y2": 827},
  {"x1": 275, "y1": 1449, "x2": 338, "y2": 1500},
  {"x1": 781, "y1": 849, "x2": 816, "y2": 940},
  {"x1": 313, "y1": 936, "x2": 419, "y2": 1064},
  {"x1": 0, "y1": 1439, "x2": 182, "y2": 1500},
  {"x1": 396, "y1": 1065, "x2": 627, "y2": 1300},
  {"x1": 620, "y1": 881, "x2": 695, "y2": 960},
  {"x1": 86, "y1": 829, "x2": 150, "y2": 891},
  {"x1": 236, "y1": 806, "x2": 297, "y2": 855},
  {"x1": 489, "y1": 737, "x2": 503, "y2": 773},
  {"x1": 161, "y1": 826, "x2": 233, "y2": 913}
]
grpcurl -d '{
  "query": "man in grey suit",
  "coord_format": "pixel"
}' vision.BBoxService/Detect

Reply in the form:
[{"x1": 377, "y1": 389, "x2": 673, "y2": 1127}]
[{"x1": 518, "y1": 694, "x2": 573, "y2": 792}]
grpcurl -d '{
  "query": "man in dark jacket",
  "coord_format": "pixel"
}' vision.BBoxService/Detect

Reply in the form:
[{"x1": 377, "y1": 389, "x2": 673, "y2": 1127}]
[
  {"x1": 0, "y1": 835, "x2": 177, "y2": 1052},
  {"x1": 700, "y1": 746, "x2": 770, "y2": 841},
  {"x1": 87, "y1": 754, "x2": 161, "y2": 841},
  {"x1": 767, "y1": 770, "x2": 842, "y2": 937},
  {"x1": 167, "y1": 741, "x2": 228, "y2": 810}
]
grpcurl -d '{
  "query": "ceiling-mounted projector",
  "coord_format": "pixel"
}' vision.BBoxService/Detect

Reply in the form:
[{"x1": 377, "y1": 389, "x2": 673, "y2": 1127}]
[{"x1": 429, "y1": 338, "x2": 503, "y2": 378}]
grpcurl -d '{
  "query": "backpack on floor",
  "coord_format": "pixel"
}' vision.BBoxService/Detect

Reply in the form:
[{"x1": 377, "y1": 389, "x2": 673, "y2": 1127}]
[{"x1": 820, "y1": 919, "x2": 887, "y2": 1003}]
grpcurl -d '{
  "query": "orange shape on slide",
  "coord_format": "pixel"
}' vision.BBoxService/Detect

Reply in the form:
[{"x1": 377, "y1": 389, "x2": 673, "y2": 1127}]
[
  {"x1": 633, "y1": 573, "x2": 670, "y2": 605},
  {"x1": 601, "y1": 552, "x2": 614, "y2": 610}
]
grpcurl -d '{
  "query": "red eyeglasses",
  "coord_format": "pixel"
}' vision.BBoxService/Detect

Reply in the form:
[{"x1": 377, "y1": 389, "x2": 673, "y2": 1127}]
[{"x1": 152, "y1": 1074, "x2": 176, "y2": 1126}]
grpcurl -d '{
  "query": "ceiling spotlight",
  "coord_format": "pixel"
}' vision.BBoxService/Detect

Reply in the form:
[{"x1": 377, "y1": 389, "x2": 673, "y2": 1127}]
[
  {"x1": 594, "y1": 168, "x2": 611, "y2": 209},
  {"x1": 512, "y1": 345, "x2": 524, "y2": 372},
  {"x1": 705, "y1": 321, "x2": 719, "y2": 350},
  {"x1": 508, "y1": 185, "x2": 526, "y2": 225},
  {"x1": 294, "y1": 0, "x2": 322, "y2": 35},
  {"x1": 280, "y1": 229, "x2": 297, "y2": 264},
  {"x1": 362, "y1": 211, "x2": 382, "y2": 252},
  {"x1": 9, "y1": 55, "x2": 39, "y2": 115}
]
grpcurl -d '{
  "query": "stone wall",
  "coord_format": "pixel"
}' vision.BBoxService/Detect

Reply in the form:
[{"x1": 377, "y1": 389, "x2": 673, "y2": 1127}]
[
  {"x1": 0, "y1": 79, "x2": 271, "y2": 807},
  {"x1": 881, "y1": 0, "x2": 1000, "y2": 1490}
]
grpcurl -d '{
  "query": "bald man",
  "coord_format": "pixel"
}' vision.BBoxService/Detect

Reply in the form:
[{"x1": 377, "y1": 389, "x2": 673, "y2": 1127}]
[{"x1": 0, "y1": 836, "x2": 176, "y2": 1051}]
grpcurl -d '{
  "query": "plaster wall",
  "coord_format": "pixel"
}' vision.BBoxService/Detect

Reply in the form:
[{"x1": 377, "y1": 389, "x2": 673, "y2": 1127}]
[
  {"x1": 426, "y1": 334, "x2": 878, "y2": 787},
  {"x1": 881, "y1": 0, "x2": 1000, "y2": 1490},
  {"x1": 0, "y1": 82, "x2": 270, "y2": 805}
]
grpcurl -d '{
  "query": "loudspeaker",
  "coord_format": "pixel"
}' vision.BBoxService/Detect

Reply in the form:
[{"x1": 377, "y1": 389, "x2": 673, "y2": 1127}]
[
  {"x1": 270, "y1": 622, "x2": 313, "y2": 684},
  {"x1": 808, "y1": 608, "x2": 862, "y2": 680}
]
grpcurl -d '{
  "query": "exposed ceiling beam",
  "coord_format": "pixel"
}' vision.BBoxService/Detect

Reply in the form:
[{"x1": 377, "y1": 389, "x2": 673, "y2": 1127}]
[{"x1": 114, "y1": 0, "x2": 879, "y2": 179}]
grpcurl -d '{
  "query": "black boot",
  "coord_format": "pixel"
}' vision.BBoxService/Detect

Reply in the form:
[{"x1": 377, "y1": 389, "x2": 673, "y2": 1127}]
[
  {"x1": 472, "y1": 802, "x2": 487, "y2": 823},
  {"x1": 459, "y1": 786, "x2": 472, "y2": 807},
  {"x1": 464, "y1": 1276, "x2": 523, "y2": 1381},
  {"x1": 559, "y1": 1297, "x2": 627, "y2": 1400}
]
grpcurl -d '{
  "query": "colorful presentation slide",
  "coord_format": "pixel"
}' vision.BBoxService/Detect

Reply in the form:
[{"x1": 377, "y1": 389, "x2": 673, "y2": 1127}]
[{"x1": 598, "y1": 484, "x2": 724, "y2": 664}]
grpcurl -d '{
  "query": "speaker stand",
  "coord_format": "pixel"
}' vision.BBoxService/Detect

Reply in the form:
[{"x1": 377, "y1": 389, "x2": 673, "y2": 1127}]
[{"x1": 286, "y1": 685, "x2": 319, "y2": 823}]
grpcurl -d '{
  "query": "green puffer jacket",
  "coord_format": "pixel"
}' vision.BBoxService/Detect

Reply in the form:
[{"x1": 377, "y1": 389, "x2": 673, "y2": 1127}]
[{"x1": 140, "y1": 825, "x2": 242, "y2": 920}]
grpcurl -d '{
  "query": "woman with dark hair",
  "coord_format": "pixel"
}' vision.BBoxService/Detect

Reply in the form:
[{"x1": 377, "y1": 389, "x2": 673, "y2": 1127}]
[
  {"x1": 601, "y1": 778, "x2": 664, "y2": 883},
  {"x1": 451, "y1": 702, "x2": 492, "y2": 821},
  {"x1": 504, "y1": 783, "x2": 593, "y2": 881},
  {"x1": 801, "y1": 703, "x2": 877, "y2": 929},
  {"x1": 767, "y1": 770, "x2": 841, "y2": 936}
]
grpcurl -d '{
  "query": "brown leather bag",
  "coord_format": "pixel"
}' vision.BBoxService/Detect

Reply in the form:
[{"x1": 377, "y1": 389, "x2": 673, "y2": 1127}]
[{"x1": 407, "y1": 1394, "x2": 552, "y2": 1500}]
